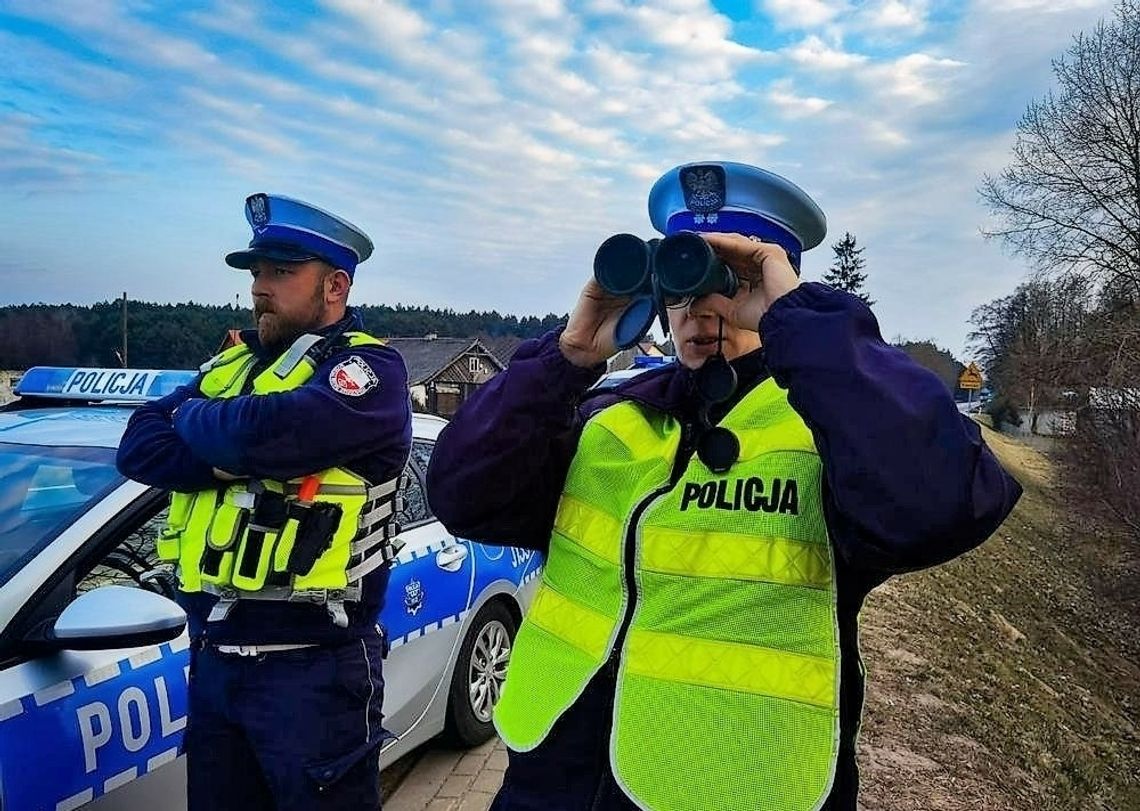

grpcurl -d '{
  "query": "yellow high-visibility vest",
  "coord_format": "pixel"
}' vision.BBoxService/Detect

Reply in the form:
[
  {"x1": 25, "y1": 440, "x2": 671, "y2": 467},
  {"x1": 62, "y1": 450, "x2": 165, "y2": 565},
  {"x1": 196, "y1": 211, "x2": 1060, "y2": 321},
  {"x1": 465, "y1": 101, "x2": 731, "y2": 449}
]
[
  {"x1": 158, "y1": 332, "x2": 402, "y2": 616},
  {"x1": 495, "y1": 377, "x2": 841, "y2": 811}
]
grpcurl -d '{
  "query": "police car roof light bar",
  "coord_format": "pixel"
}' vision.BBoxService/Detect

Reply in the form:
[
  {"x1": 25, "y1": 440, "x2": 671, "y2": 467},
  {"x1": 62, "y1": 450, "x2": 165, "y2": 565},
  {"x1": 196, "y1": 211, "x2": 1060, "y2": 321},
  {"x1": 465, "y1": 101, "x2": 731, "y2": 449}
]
[{"x1": 15, "y1": 367, "x2": 199, "y2": 402}]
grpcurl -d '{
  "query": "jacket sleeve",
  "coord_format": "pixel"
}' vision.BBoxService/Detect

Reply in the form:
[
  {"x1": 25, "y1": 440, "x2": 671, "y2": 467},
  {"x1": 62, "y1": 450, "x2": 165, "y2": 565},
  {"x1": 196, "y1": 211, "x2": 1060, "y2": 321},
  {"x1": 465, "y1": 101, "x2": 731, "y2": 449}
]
[
  {"x1": 116, "y1": 381, "x2": 220, "y2": 492},
  {"x1": 170, "y1": 345, "x2": 412, "y2": 482},
  {"x1": 760, "y1": 282, "x2": 1022, "y2": 573},
  {"x1": 425, "y1": 330, "x2": 604, "y2": 550}
]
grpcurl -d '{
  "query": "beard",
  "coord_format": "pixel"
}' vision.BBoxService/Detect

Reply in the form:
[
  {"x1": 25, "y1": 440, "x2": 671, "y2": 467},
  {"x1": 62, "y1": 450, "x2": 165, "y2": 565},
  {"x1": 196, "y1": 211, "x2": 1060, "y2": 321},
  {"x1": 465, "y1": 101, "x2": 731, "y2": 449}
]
[{"x1": 255, "y1": 287, "x2": 328, "y2": 350}]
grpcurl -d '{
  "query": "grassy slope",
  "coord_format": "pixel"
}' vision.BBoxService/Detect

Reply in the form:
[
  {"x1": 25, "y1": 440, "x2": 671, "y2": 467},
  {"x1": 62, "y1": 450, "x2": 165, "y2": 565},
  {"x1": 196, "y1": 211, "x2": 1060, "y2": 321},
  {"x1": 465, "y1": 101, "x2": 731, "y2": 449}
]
[{"x1": 855, "y1": 423, "x2": 1140, "y2": 811}]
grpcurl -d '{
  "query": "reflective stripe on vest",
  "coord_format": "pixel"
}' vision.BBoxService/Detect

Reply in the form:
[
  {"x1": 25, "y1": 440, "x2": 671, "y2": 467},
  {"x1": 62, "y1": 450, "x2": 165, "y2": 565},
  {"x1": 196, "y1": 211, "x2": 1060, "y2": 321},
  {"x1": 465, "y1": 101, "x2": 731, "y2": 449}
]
[
  {"x1": 494, "y1": 378, "x2": 841, "y2": 811},
  {"x1": 159, "y1": 332, "x2": 397, "y2": 599}
]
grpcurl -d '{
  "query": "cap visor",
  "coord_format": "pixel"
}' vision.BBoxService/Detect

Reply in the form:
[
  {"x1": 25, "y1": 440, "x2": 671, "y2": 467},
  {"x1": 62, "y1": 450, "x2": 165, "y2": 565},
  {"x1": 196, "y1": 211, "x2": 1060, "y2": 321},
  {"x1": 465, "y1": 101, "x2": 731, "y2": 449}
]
[{"x1": 225, "y1": 246, "x2": 321, "y2": 269}]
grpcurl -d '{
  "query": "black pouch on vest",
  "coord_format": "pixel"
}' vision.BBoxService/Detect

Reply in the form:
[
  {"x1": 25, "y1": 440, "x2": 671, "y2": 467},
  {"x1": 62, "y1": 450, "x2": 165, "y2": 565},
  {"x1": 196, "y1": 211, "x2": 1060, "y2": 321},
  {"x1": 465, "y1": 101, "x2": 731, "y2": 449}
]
[
  {"x1": 286, "y1": 502, "x2": 343, "y2": 576},
  {"x1": 251, "y1": 489, "x2": 288, "y2": 531}
]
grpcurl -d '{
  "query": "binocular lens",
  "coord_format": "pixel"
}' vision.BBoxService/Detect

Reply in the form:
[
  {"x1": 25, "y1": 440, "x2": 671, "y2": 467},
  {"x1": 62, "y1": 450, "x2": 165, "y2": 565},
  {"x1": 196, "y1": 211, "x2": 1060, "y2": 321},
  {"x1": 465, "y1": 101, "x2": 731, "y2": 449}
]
[
  {"x1": 654, "y1": 232, "x2": 718, "y2": 296},
  {"x1": 594, "y1": 234, "x2": 651, "y2": 297},
  {"x1": 613, "y1": 295, "x2": 657, "y2": 350}
]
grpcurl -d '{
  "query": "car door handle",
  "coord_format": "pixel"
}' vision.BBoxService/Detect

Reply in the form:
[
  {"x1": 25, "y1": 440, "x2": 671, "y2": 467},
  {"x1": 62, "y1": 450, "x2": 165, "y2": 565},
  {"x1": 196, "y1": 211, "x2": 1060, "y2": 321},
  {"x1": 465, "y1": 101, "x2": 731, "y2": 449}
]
[{"x1": 436, "y1": 544, "x2": 468, "y2": 573}]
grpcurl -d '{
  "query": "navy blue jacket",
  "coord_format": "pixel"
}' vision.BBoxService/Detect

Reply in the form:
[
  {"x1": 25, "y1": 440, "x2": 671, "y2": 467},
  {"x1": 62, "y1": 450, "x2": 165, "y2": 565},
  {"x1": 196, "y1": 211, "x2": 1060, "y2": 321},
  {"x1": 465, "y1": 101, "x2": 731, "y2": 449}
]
[
  {"x1": 425, "y1": 282, "x2": 1022, "y2": 809},
  {"x1": 117, "y1": 310, "x2": 412, "y2": 645}
]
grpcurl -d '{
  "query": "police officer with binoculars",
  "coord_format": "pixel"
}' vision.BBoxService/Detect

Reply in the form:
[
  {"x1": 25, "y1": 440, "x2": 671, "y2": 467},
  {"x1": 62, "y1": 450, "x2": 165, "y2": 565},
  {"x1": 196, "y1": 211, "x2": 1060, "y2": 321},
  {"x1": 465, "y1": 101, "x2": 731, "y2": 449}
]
[{"x1": 427, "y1": 161, "x2": 1021, "y2": 811}]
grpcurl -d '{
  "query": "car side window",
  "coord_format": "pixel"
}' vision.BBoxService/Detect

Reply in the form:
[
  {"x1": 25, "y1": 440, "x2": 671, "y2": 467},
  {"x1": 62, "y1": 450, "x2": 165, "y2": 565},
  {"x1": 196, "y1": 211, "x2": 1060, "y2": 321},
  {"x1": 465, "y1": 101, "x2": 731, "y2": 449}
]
[
  {"x1": 411, "y1": 439, "x2": 433, "y2": 473},
  {"x1": 76, "y1": 505, "x2": 178, "y2": 599},
  {"x1": 398, "y1": 466, "x2": 431, "y2": 528}
]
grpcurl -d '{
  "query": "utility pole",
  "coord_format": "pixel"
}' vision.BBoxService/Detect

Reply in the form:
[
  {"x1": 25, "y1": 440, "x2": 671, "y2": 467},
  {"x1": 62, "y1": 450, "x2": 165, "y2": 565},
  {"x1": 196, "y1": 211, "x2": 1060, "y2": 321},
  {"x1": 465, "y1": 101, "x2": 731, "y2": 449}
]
[{"x1": 120, "y1": 292, "x2": 128, "y2": 368}]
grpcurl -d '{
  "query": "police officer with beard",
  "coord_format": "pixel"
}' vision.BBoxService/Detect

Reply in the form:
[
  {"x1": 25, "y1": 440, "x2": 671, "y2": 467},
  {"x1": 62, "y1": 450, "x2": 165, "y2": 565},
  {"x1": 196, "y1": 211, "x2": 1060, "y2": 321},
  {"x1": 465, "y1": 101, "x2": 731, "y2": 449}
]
[
  {"x1": 117, "y1": 194, "x2": 411, "y2": 810},
  {"x1": 426, "y1": 162, "x2": 1022, "y2": 811}
]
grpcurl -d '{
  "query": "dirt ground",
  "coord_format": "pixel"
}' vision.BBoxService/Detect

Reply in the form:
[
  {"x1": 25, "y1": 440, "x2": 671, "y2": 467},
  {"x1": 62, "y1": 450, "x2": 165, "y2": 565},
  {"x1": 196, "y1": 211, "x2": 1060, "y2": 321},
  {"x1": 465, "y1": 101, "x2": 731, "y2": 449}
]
[{"x1": 854, "y1": 423, "x2": 1140, "y2": 810}]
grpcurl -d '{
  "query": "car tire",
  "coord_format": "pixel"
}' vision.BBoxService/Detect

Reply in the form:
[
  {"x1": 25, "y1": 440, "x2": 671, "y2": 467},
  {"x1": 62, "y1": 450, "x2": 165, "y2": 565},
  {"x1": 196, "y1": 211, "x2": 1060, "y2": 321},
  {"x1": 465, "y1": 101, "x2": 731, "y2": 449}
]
[{"x1": 442, "y1": 599, "x2": 517, "y2": 748}]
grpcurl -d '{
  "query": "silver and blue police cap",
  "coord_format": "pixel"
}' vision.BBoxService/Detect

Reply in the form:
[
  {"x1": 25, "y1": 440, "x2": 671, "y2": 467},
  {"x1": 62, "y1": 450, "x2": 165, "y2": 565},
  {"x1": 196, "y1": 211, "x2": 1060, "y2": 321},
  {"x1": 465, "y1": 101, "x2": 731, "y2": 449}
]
[
  {"x1": 225, "y1": 193, "x2": 374, "y2": 278},
  {"x1": 648, "y1": 162, "x2": 826, "y2": 270}
]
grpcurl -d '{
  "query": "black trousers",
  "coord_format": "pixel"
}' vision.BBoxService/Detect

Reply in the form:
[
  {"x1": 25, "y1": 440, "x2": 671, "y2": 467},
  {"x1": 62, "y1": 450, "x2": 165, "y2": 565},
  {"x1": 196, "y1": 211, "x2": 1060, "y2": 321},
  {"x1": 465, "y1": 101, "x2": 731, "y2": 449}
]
[{"x1": 184, "y1": 628, "x2": 389, "y2": 811}]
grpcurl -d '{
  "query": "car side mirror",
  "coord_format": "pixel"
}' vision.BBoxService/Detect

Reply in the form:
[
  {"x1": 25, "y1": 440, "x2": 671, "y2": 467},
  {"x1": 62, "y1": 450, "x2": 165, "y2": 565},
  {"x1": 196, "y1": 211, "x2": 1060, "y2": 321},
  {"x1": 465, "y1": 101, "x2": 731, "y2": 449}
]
[{"x1": 47, "y1": 585, "x2": 187, "y2": 650}]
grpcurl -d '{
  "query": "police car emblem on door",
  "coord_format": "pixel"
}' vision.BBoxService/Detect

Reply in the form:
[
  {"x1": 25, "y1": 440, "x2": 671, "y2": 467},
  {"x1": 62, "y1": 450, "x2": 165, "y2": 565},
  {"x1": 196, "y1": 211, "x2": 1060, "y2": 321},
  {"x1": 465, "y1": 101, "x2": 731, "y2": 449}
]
[{"x1": 404, "y1": 579, "x2": 425, "y2": 616}]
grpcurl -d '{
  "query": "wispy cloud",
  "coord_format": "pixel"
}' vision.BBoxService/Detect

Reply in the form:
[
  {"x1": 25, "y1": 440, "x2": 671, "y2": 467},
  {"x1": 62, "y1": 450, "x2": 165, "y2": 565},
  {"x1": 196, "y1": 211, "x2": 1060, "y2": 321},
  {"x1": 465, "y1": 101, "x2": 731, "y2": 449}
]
[
  {"x1": 760, "y1": 0, "x2": 849, "y2": 29},
  {"x1": 0, "y1": 0, "x2": 1121, "y2": 354},
  {"x1": 786, "y1": 35, "x2": 868, "y2": 71}
]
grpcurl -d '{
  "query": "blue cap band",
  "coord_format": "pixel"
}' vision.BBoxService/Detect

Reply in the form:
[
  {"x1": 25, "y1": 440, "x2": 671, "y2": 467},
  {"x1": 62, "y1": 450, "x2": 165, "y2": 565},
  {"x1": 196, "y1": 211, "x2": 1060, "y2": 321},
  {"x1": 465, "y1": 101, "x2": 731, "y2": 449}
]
[
  {"x1": 250, "y1": 225, "x2": 360, "y2": 274},
  {"x1": 665, "y1": 211, "x2": 803, "y2": 269}
]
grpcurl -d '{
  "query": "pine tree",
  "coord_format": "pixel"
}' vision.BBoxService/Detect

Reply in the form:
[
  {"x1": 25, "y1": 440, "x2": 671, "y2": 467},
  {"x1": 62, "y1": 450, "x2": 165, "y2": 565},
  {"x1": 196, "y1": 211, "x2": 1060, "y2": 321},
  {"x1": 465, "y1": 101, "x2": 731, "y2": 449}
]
[{"x1": 823, "y1": 231, "x2": 874, "y2": 306}]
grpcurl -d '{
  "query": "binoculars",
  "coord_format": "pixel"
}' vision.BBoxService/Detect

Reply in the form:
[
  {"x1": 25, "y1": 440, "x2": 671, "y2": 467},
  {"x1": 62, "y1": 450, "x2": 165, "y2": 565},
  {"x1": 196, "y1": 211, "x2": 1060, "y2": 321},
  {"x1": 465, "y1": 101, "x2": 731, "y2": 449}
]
[{"x1": 593, "y1": 231, "x2": 738, "y2": 349}]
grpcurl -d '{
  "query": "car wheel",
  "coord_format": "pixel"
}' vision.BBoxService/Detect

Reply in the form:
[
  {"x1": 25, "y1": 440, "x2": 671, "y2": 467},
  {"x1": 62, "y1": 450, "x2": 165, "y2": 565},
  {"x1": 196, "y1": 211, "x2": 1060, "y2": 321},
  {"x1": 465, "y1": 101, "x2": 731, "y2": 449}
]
[{"x1": 442, "y1": 600, "x2": 517, "y2": 747}]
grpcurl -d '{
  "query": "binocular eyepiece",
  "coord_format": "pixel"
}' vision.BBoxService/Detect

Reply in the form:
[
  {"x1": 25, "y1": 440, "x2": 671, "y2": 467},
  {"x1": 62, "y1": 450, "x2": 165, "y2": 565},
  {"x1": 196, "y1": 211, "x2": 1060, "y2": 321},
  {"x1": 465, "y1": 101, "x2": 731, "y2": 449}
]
[{"x1": 593, "y1": 231, "x2": 738, "y2": 349}]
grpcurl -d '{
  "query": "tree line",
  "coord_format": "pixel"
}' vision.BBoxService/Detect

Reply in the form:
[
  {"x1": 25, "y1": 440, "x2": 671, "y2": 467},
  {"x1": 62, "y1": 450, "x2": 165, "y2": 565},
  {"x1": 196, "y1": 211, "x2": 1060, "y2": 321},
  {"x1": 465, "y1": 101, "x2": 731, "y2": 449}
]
[
  {"x1": 972, "y1": 0, "x2": 1139, "y2": 539},
  {"x1": 0, "y1": 302, "x2": 565, "y2": 370}
]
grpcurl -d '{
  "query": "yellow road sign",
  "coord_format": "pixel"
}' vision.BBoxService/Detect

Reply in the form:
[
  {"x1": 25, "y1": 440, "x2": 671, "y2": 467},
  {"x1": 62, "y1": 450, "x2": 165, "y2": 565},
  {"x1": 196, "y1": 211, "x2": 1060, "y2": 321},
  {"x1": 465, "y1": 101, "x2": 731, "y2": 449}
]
[{"x1": 959, "y1": 362, "x2": 983, "y2": 390}]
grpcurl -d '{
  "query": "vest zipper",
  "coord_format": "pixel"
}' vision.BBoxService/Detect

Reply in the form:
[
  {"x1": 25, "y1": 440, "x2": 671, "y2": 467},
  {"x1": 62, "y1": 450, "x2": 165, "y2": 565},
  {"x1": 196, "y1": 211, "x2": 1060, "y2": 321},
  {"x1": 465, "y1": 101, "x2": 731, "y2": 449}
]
[
  {"x1": 603, "y1": 418, "x2": 696, "y2": 675},
  {"x1": 593, "y1": 419, "x2": 696, "y2": 803},
  {"x1": 592, "y1": 482, "x2": 670, "y2": 808}
]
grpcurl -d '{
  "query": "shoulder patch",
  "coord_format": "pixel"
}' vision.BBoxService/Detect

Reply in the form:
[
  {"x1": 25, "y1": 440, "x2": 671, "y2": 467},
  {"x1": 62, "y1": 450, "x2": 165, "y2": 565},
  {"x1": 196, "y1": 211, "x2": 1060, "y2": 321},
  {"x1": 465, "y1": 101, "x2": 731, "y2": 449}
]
[{"x1": 329, "y1": 355, "x2": 379, "y2": 396}]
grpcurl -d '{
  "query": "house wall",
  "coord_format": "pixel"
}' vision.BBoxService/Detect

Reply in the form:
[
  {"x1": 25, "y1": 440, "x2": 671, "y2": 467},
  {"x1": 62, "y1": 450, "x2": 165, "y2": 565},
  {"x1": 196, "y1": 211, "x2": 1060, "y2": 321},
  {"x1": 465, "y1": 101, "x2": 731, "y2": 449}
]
[
  {"x1": 1004, "y1": 409, "x2": 1074, "y2": 437},
  {"x1": 1, "y1": 371, "x2": 22, "y2": 405},
  {"x1": 434, "y1": 348, "x2": 501, "y2": 385}
]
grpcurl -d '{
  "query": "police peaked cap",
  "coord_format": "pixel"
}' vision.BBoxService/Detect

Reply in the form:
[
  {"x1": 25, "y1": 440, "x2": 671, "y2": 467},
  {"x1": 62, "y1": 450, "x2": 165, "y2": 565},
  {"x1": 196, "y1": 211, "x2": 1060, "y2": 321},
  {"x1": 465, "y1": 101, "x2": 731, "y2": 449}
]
[
  {"x1": 225, "y1": 193, "x2": 374, "y2": 278},
  {"x1": 649, "y1": 162, "x2": 826, "y2": 269}
]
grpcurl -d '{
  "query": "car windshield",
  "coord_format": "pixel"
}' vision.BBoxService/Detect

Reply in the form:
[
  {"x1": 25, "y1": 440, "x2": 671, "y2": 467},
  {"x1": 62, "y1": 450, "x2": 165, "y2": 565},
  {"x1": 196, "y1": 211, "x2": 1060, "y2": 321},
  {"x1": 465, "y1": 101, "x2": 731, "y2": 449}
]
[{"x1": 0, "y1": 442, "x2": 123, "y2": 587}]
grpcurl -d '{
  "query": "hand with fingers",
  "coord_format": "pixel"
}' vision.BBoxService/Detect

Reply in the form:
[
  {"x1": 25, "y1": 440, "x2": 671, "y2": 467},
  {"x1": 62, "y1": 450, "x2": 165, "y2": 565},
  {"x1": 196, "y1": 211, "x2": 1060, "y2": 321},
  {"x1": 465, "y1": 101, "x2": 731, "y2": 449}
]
[
  {"x1": 558, "y1": 279, "x2": 632, "y2": 368},
  {"x1": 697, "y1": 233, "x2": 800, "y2": 332}
]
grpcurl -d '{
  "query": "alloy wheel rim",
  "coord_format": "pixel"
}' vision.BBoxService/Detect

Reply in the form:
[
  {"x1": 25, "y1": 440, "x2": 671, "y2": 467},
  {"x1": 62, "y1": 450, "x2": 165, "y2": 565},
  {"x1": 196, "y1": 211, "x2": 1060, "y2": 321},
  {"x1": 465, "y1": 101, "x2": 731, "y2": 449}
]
[{"x1": 468, "y1": 619, "x2": 511, "y2": 722}]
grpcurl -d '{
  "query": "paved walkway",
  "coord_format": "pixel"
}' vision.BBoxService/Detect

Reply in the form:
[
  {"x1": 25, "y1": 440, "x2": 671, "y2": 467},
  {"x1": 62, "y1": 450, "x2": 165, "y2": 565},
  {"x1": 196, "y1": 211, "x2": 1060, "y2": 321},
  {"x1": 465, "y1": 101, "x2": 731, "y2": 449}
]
[{"x1": 385, "y1": 737, "x2": 508, "y2": 811}]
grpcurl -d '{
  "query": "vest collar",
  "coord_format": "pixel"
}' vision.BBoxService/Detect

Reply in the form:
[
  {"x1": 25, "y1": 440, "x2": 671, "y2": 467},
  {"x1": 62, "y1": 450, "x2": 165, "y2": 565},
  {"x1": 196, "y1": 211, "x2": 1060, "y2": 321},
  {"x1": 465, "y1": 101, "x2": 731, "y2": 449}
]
[{"x1": 599, "y1": 347, "x2": 771, "y2": 418}]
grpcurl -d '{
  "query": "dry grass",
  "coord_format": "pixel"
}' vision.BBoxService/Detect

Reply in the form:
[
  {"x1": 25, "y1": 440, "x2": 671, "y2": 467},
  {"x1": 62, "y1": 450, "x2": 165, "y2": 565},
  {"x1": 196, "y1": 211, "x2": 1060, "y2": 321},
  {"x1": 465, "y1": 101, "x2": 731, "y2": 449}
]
[{"x1": 855, "y1": 423, "x2": 1140, "y2": 810}]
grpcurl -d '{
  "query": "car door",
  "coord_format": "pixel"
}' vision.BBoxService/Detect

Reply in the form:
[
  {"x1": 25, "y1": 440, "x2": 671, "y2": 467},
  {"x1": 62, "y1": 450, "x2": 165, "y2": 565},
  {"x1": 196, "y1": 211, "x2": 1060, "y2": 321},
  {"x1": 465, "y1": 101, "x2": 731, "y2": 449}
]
[
  {"x1": 0, "y1": 500, "x2": 190, "y2": 811},
  {"x1": 379, "y1": 439, "x2": 473, "y2": 740}
]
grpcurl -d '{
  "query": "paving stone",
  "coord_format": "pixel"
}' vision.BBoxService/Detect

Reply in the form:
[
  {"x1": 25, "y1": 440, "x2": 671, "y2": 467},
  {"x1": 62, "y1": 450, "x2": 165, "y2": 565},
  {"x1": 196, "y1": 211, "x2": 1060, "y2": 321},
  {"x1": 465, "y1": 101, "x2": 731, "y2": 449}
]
[
  {"x1": 473, "y1": 737, "x2": 499, "y2": 755},
  {"x1": 451, "y1": 751, "x2": 489, "y2": 776},
  {"x1": 471, "y1": 768, "x2": 506, "y2": 795},
  {"x1": 457, "y1": 790, "x2": 496, "y2": 811},
  {"x1": 385, "y1": 782, "x2": 442, "y2": 811},
  {"x1": 388, "y1": 737, "x2": 511, "y2": 811},
  {"x1": 486, "y1": 748, "x2": 509, "y2": 771},
  {"x1": 413, "y1": 750, "x2": 463, "y2": 786},
  {"x1": 436, "y1": 773, "x2": 476, "y2": 799}
]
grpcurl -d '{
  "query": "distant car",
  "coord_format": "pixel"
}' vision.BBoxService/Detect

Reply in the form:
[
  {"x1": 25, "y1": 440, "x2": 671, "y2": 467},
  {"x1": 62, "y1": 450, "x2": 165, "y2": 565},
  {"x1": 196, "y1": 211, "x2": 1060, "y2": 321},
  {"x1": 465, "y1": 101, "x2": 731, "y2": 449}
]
[{"x1": 0, "y1": 367, "x2": 542, "y2": 811}]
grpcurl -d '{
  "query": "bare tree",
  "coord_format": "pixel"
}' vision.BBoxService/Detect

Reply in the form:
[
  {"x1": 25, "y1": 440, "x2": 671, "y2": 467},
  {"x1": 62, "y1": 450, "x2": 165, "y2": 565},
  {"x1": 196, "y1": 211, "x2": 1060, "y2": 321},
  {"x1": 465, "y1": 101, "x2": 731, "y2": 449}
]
[
  {"x1": 1061, "y1": 301, "x2": 1140, "y2": 539},
  {"x1": 980, "y1": 1, "x2": 1140, "y2": 295},
  {"x1": 969, "y1": 278, "x2": 1094, "y2": 432}
]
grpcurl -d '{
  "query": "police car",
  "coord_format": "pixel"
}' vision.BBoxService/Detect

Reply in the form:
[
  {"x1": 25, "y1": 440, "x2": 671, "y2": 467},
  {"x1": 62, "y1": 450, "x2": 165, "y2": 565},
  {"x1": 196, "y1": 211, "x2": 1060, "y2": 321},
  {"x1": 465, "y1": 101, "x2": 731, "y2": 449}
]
[
  {"x1": 592, "y1": 355, "x2": 675, "y2": 390},
  {"x1": 0, "y1": 367, "x2": 543, "y2": 811}
]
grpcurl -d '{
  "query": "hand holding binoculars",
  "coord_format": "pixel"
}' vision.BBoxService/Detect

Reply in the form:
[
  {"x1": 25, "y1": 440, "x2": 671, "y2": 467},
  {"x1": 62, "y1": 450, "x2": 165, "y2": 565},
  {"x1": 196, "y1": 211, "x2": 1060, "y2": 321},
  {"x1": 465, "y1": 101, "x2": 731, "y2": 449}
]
[{"x1": 593, "y1": 231, "x2": 739, "y2": 350}]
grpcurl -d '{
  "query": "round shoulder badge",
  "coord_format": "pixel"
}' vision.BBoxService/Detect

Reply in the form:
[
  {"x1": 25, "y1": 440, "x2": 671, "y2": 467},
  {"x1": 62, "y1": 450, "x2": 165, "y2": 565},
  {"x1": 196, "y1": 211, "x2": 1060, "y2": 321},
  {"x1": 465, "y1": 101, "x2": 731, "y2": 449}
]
[{"x1": 329, "y1": 355, "x2": 380, "y2": 396}]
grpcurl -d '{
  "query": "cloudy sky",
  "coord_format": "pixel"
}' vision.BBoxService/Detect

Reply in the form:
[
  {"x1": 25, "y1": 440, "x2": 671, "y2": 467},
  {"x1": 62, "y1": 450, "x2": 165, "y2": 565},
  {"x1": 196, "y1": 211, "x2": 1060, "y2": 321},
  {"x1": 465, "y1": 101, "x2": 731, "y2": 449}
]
[{"x1": 0, "y1": 0, "x2": 1116, "y2": 356}]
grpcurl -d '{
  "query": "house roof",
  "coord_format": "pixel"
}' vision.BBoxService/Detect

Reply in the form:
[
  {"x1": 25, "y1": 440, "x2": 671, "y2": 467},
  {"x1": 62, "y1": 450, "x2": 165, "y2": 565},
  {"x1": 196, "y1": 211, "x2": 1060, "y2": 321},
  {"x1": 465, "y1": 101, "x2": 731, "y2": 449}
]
[
  {"x1": 386, "y1": 334, "x2": 530, "y2": 385},
  {"x1": 478, "y1": 334, "x2": 525, "y2": 366},
  {"x1": 385, "y1": 337, "x2": 474, "y2": 384}
]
